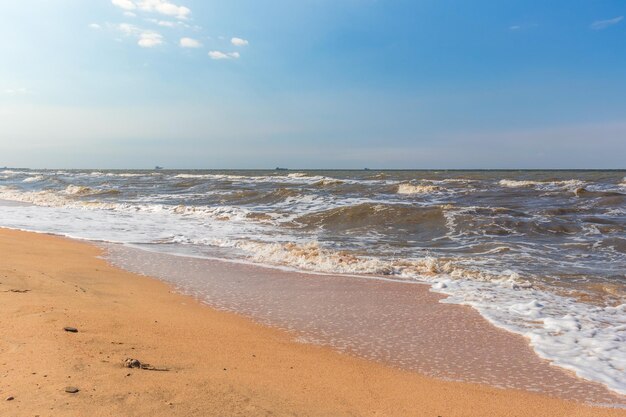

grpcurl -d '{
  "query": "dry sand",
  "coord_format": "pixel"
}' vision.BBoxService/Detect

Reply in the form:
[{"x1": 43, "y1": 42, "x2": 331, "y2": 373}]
[{"x1": 0, "y1": 228, "x2": 624, "y2": 417}]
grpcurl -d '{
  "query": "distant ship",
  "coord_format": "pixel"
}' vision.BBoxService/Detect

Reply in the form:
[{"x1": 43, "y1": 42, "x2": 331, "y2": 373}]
[
  {"x1": 275, "y1": 167, "x2": 288, "y2": 171},
  {"x1": 155, "y1": 166, "x2": 164, "y2": 170}
]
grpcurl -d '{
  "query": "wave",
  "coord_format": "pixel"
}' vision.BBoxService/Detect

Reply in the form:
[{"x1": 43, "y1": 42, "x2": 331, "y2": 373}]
[
  {"x1": 219, "y1": 188, "x2": 301, "y2": 205},
  {"x1": 108, "y1": 173, "x2": 147, "y2": 178},
  {"x1": 312, "y1": 179, "x2": 344, "y2": 187},
  {"x1": 22, "y1": 175, "x2": 46, "y2": 183},
  {"x1": 0, "y1": 170, "x2": 24, "y2": 176},
  {"x1": 433, "y1": 178, "x2": 477, "y2": 184},
  {"x1": 293, "y1": 203, "x2": 446, "y2": 234},
  {"x1": 499, "y1": 179, "x2": 585, "y2": 190},
  {"x1": 63, "y1": 185, "x2": 121, "y2": 197},
  {"x1": 174, "y1": 173, "x2": 221, "y2": 179},
  {"x1": 397, "y1": 183, "x2": 441, "y2": 194},
  {"x1": 0, "y1": 186, "x2": 253, "y2": 222},
  {"x1": 171, "y1": 172, "x2": 345, "y2": 186},
  {"x1": 210, "y1": 239, "x2": 527, "y2": 284},
  {"x1": 574, "y1": 187, "x2": 626, "y2": 198},
  {"x1": 64, "y1": 185, "x2": 95, "y2": 195},
  {"x1": 173, "y1": 180, "x2": 202, "y2": 188}
]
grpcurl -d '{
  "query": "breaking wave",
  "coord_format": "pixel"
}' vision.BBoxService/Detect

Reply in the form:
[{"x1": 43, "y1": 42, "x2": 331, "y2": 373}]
[
  {"x1": 397, "y1": 183, "x2": 441, "y2": 194},
  {"x1": 499, "y1": 179, "x2": 585, "y2": 190},
  {"x1": 293, "y1": 203, "x2": 446, "y2": 235}
]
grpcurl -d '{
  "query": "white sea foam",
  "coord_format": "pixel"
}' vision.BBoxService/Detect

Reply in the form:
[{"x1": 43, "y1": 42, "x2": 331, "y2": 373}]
[
  {"x1": 22, "y1": 175, "x2": 45, "y2": 183},
  {"x1": 0, "y1": 186, "x2": 233, "y2": 218},
  {"x1": 435, "y1": 178, "x2": 478, "y2": 184},
  {"x1": 429, "y1": 278, "x2": 626, "y2": 396},
  {"x1": 499, "y1": 179, "x2": 585, "y2": 190},
  {"x1": 313, "y1": 179, "x2": 344, "y2": 186},
  {"x1": 0, "y1": 170, "x2": 25, "y2": 179},
  {"x1": 107, "y1": 172, "x2": 146, "y2": 177},
  {"x1": 397, "y1": 183, "x2": 441, "y2": 194},
  {"x1": 172, "y1": 172, "x2": 339, "y2": 185},
  {"x1": 64, "y1": 185, "x2": 94, "y2": 195},
  {"x1": 499, "y1": 179, "x2": 539, "y2": 187}
]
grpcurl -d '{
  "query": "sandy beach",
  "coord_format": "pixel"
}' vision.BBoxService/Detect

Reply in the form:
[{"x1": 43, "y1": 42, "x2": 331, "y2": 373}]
[
  {"x1": 3, "y1": 0, "x2": 625, "y2": 413},
  {"x1": 0, "y1": 228, "x2": 624, "y2": 417}
]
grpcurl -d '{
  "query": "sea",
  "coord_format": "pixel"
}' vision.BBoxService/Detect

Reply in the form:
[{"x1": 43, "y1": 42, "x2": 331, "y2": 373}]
[{"x1": 0, "y1": 169, "x2": 624, "y2": 396}]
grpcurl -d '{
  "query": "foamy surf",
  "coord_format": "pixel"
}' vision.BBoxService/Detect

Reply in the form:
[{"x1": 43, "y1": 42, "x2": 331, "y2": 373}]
[
  {"x1": 498, "y1": 179, "x2": 586, "y2": 190},
  {"x1": 0, "y1": 168, "x2": 624, "y2": 397},
  {"x1": 397, "y1": 183, "x2": 441, "y2": 194}
]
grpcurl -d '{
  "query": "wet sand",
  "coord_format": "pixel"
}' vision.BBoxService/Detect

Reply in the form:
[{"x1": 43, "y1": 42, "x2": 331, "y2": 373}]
[
  {"x1": 0, "y1": 228, "x2": 624, "y2": 417},
  {"x1": 105, "y1": 244, "x2": 626, "y2": 405}
]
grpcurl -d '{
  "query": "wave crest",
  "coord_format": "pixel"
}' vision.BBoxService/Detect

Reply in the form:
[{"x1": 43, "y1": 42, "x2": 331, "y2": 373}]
[
  {"x1": 499, "y1": 179, "x2": 585, "y2": 190},
  {"x1": 294, "y1": 203, "x2": 446, "y2": 233},
  {"x1": 397, "y1": 183, "x2": 441, "y2": 194}
]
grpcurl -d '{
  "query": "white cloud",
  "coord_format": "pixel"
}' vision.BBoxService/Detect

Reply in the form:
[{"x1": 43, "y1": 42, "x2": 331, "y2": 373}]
[
  {"x1": 111, "y1": 0, "x2": 136, "y2": 11},
  {"x1": 509, "y1": 25, "x2": 520, "y2": 31},
  {"x1": 116, "y1": 23, "x2": 140, "y2": 35},
  {"x1": 113, "y1": 23, "x2": 163, "y2": 48},
  {"x1": 231, "y1": 37, "x2": 249, "y2": 47},
  {"x1": 137, "y1": 0, "x2": 191, "y2": 20},
  {"x1": 208, "y1": 51, "x2": 228, "y2": 60},
  {"x1": 138, "y1": 32, "x2": 163, "y2": 47},
  {"x1": 590, "y1": 16, "x2": 623, "y2": 30},
  {"x1": 208, "y1": 51, "x2": 240, "y2": 60},
  {"x1": 180, "y1": 37, "x2": 202, "y2": 48},
  {"x1": 89, "y1": 23, "x2": 102, "y2": 30},
  {"x1": 124, "y1": 11, "x2": 137, "y2": 17},
  {"x1": 146, "y1": 18, "x2": 188, "y2": 28},
  {"x1": 112, "y1": 0, "x2": 191, "y2": 20}
]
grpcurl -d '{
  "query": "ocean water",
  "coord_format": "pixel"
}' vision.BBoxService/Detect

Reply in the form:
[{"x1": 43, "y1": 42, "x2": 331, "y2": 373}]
[{"x1": 0, "y1": 169, "x2": 624, "y2": 395}]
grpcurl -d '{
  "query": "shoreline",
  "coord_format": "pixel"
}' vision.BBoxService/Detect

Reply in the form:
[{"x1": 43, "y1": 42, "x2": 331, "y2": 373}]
[
  {"x1": 0, "y1": 228, "x2": 625, "y2": 416},
  {"x1": 103, "y1": 241, "x2": 624, "y2": 404}
]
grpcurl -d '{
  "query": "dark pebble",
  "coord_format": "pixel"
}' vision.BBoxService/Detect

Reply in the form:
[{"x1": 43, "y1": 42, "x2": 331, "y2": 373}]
[
  {"x1": 6, "y1": 396, "x2": 14, "y2": 401},
  {"x1": 65, "y1": 387, "x2": 79, "y2": 394},
  {"x1": 63, "y1": 327, "x2": 78, "y2": 333}
]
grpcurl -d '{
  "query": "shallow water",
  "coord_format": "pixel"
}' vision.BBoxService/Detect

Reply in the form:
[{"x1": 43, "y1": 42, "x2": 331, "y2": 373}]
[
  {"x1": 0, "y1": 168, "x2": 624, "y2": 395},
  {"x1": 103, "y1": 244, "x2": 625, "y2": 406}
]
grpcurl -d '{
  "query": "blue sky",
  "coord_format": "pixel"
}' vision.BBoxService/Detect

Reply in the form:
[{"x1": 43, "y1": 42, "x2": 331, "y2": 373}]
[{"x1": 1, "y1": 0, "x2": 625, "y2": 169}]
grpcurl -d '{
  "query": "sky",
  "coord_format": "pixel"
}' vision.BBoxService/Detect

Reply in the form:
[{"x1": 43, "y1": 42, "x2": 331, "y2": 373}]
[{"x1": 0, "y1": 0, "x2": 625, "y2": 169}]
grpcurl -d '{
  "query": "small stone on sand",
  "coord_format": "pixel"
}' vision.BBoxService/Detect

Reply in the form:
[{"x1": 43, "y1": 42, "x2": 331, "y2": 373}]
[
  {"x1": 124, "y1": 358, "x2": 142, "y2": 368},
  {"x1": 6, "y1": 396, "x2": 14, "y2": 401},
  {"x1": 65, "y1": 387, "x2": 79, "y2": 394},
  {"x1": 63, "y1": 327, "x2": 78, "y2": 333}
]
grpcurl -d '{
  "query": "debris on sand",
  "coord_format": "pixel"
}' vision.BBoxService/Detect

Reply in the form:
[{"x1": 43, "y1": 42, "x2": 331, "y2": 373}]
[
  {"x1": 63, "y1": 327, "x2": 79, "y2": 333},
  {"x1": 123, "y1": 358, "x2": 169, "y2": 372}
]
